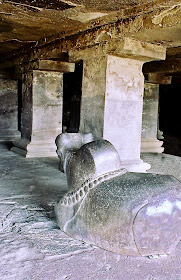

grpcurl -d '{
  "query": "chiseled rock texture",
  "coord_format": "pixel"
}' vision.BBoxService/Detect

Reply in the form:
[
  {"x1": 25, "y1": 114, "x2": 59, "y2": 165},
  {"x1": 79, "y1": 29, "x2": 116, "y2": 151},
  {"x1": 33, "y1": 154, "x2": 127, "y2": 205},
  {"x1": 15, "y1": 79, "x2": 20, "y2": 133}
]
[
  {"x1": 0, "y1": 78, "x2": 20, "y2": 141},
  {"x1": 55, "y1": 138, "x2": 181, "y2": 256}
]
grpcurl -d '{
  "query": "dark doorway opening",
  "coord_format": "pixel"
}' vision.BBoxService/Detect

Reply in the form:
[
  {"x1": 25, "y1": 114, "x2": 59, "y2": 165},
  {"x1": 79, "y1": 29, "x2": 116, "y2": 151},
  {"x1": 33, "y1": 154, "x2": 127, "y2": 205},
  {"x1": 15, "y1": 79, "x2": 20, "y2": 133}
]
[
  {"x1": 159, "y1": 84, "x2": 181, "y2": 156},
  {"x1": 62, "y1": 61, "x2": 83, "y2": 133}
]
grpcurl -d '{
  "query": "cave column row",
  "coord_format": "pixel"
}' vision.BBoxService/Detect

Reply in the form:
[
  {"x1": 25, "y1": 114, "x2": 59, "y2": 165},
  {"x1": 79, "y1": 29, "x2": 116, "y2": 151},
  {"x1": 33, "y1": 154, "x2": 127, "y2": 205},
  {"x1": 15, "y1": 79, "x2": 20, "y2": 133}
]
[
  {"x1": 141, "y1": 73, "x2": 172, "y2": 153},
  {"x1": 70, "y1": 38, "x2": 166, "y2": 172},
  {"x1": 141, "y1": 82, "x2": 164, "y2": 153},
  {"x1": 11, "y1": 60, "x2": 75, "y2": 157}
]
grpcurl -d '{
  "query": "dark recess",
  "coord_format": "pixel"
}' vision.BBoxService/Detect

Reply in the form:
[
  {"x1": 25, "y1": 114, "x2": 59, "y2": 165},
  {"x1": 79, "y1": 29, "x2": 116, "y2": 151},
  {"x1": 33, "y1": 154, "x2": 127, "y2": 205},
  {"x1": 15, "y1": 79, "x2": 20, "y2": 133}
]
[
  {"x1": 159, "y1": 84, "x2": 181, "y2": 156},
  {"x1": 63, "y1": 61, "x2": 83, "y2": 133}
]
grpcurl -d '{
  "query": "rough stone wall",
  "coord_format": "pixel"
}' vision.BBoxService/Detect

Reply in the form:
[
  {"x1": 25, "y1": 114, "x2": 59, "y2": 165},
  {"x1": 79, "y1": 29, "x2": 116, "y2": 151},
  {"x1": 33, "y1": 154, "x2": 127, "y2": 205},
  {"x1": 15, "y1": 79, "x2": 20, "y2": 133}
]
[
  {"x1": 79, "y1": 54, "x2": 107, "y2": 139},
  {"x1": 0, "y1": 79, "x2": 18, "y2": 131},
  {"x1": 21, "y1": 72, "x2": 33, "y2": 140}
]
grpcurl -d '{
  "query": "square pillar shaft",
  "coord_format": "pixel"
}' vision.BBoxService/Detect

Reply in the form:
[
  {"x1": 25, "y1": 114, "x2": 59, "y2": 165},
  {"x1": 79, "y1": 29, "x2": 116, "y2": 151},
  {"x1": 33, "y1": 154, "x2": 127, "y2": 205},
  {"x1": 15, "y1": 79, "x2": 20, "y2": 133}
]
[
  {"x1": 79, "y1": 55, "x2": 107, "y2": 139},
  {"x1": 80, "y1": 55, "x2": 150, "y2": 171},
  {"x1": 103, "y1": 56, "x2": 149, "y2": 171},
  {"x1": 12, "y1": 70, "x2": 63, "y2": 157},
  {"x1": 21, "y1": 71, "x2": 33, "y2": 141},
  {"x1": 141, "y1": 83, "x2": 164, "y2": 153},
  {"x1": 12, "y1": 60, "x2": 75, "y2": 157},
  {"x1": 78, "y1": 38, "x2": 166, "y2": 172},
  {"x1": 32, "y1": 70, "x2": 63, "y2": 142}
]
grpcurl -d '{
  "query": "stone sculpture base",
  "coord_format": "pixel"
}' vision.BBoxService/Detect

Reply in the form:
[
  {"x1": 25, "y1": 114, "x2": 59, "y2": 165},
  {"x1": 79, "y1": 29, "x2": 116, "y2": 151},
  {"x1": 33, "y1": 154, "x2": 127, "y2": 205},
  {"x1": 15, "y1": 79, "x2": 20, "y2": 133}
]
[
  {"x1": 120, "y1": 159, "x2": 151, "y2": 173},
  {"x1": 141, "y1": 139, "x2": 164, "y2": 153},
  {"x1": 11, "y1": 138, "x2": 57, "y2": 157},
  {"x1": 0, "y1": 129, "x2": 20, "y2": 142}
]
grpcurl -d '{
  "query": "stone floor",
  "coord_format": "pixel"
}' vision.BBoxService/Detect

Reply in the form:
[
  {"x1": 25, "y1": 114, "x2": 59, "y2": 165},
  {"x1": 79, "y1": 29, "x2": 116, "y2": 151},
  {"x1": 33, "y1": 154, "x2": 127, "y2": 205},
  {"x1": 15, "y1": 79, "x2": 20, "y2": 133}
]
[{"x1": 1, "y1": 143, "x2": 181, "y2": 280}]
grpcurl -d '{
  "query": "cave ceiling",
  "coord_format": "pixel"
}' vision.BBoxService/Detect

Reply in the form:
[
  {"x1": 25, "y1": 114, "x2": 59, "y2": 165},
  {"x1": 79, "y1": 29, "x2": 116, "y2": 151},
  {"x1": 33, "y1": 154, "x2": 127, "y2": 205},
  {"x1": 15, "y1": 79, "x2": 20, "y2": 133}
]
[{"x1": 0, "y1": 0, "x2": 180, "y2": 62}]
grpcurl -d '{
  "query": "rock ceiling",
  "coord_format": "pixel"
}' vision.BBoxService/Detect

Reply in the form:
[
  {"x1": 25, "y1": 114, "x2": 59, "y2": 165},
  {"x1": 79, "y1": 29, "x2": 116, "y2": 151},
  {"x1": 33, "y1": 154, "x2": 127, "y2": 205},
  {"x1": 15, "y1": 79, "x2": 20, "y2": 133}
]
[{"x1": 0, "y1": 0, "x2": 180, "y2": 63}]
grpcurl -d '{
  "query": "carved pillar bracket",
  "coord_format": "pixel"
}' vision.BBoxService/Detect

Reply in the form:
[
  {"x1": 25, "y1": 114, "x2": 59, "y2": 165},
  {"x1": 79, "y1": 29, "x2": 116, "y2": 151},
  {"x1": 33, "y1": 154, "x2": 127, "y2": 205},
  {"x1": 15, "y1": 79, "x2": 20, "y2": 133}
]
[{"x1": 11, "y1": 60, "x2": 75, "y2": 157}]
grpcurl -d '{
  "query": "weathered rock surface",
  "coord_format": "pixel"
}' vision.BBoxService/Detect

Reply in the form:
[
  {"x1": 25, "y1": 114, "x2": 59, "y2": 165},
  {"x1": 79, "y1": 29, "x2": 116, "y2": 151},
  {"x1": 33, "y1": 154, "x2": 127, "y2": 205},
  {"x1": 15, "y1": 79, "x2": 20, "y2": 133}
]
[
  {"x1": 0, "y1": 78, "x2": 20, "y2": 141},
  {"x1": 0, "y1": 0, "x2": 180, "y2": 75}
]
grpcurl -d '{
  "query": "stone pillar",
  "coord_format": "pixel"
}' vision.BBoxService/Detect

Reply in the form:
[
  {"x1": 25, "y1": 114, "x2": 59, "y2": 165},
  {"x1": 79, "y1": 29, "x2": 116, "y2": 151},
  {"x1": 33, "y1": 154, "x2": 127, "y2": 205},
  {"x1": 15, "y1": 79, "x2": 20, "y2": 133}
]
[
  {"x1": 141, "y1": 83, "x2": 164, "y2": 153},
  {"x1": 0, "y1": 78, "x2": 20, "y2": 142},
  {"x1": 103, "y1": 56, "x2": 151, "y2": 172},
  {"x1": 11, "y1": 61, "x2": 75, "y2": 157},
  {"x1": 77, "y1": 38, "x2": 166, "y2": 172},
  {"x1": 79, "y1": 55, "x2": 107, "y2": 139}
]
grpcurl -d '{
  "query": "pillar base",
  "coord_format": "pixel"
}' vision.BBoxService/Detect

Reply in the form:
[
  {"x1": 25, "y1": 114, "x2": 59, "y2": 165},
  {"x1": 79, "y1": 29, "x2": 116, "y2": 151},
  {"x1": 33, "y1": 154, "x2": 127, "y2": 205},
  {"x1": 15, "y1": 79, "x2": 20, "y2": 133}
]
[
  {"x1": 120, "y1": 159, "x2": 151, "y2": 173},
  {"x1": 141, "y1": 139, "x2": 164, "y2": 153},
  {"x1": 11, "y1": 138, "x2": 57, "y2": 158},
  {"x1": 0, "y1": 129, "x2": 21, "y2": 142},
  {"x1": 157, "y1": 130, "x2": 164, "y2": 140}
]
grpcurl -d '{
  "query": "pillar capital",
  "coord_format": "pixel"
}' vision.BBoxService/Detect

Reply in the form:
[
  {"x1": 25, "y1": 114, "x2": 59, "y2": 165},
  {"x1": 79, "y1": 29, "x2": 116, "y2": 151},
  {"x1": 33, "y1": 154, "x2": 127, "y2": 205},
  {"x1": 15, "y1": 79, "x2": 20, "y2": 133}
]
[
  {"x1": 105, "y1": 38, "x2": 166, "y2": 62},
  {"x1": 145, "y1": 73, "x2": 172, "y2": 85},
  {"x1": 16, "y1": 60, "x2": 75, "y2": 75},
  {"x1": 69, "y1": 37, "x2": 166, "y2": 63},
  {"x1": 143, "y1": 58, "x2": 181, "y2": 74}
]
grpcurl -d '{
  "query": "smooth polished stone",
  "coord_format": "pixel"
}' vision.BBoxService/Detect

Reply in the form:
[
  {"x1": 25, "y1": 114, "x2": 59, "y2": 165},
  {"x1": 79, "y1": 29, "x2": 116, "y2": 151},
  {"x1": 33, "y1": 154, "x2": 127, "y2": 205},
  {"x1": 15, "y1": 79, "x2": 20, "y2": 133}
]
[
  {"x1": 55, "y1": 139, "x2": 181, "y2": 256},
  {"x1": 55, "y1": 132, "x2": 94, "y2": 172}
]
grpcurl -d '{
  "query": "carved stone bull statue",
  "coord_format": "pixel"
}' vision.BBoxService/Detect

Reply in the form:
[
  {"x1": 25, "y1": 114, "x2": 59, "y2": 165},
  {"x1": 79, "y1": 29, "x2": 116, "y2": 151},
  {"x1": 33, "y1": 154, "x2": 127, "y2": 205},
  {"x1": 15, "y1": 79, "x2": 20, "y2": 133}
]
[{"x1": 55, "y1": 134, "x2": 181, "y2": 257}]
